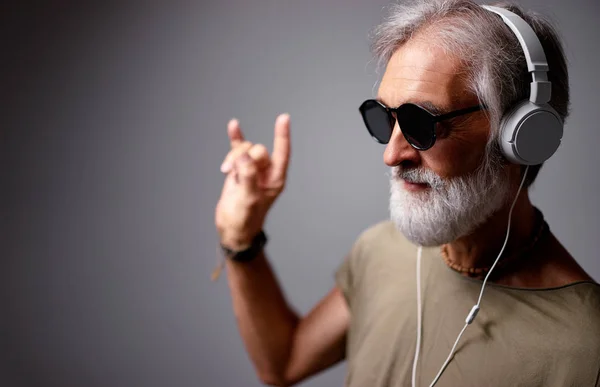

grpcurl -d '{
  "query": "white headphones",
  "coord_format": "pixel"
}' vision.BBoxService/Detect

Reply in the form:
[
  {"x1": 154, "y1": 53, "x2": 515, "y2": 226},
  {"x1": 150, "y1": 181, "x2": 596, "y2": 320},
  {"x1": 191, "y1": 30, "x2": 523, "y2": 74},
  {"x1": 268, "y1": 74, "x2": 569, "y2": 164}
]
[{"x1": 482, "y1": 5, "x2": 564, "y2": 166}]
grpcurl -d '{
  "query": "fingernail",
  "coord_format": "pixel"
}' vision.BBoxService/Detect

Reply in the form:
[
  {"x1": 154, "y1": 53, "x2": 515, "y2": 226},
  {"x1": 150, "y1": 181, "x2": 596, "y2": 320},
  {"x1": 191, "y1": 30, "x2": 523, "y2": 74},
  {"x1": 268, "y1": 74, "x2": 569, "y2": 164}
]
[{"x1": 227, "y1": 118, "x2": 238, "y2": 131}]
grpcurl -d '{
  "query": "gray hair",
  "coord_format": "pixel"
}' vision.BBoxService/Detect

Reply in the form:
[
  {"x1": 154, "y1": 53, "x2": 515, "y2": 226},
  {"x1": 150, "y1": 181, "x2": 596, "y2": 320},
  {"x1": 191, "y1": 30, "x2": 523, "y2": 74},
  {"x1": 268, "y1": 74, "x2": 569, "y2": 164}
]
[{"x1": 371, "y1": 0, "x2": 570, "y2": 187}]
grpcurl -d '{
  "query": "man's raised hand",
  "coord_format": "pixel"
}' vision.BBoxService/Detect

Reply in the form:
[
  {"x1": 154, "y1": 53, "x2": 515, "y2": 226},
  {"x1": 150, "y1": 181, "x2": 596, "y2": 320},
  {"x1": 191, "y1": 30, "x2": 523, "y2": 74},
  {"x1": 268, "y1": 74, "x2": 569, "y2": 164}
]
[{"x1": 215, "y1": 114, "x2": 291, "y2": 249}]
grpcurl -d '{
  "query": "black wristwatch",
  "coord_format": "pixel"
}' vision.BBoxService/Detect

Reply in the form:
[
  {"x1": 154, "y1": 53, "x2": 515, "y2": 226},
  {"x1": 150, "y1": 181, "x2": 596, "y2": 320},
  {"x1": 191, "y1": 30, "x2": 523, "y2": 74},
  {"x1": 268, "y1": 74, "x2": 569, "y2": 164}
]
[{"x1": 220, "y1": 231, "x2": 268, "y2": 262}]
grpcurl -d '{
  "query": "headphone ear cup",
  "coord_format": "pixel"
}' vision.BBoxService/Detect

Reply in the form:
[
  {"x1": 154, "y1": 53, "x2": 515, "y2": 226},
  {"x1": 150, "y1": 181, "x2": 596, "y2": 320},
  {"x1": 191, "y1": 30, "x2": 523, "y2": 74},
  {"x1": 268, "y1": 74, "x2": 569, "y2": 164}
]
[{"x1": 499, "y1": 101, "x2": 563, "y2": 165}]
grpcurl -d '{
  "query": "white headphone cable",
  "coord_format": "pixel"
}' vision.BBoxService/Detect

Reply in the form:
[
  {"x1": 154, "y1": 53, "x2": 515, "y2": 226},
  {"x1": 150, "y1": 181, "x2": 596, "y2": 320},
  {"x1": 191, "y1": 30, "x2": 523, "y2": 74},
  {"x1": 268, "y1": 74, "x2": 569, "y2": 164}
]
[
  {"x1": 411, "y1": 245, "x2": 423, "y2": 387},
  {"x1": 412, "y1": 166, "x2": 530, "y2": 387}
]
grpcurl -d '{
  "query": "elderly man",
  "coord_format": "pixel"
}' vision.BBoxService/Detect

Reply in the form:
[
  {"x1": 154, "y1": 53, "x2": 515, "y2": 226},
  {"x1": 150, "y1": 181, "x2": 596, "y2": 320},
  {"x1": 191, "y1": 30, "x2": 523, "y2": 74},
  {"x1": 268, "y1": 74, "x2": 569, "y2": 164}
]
[{"x1": 214, "y1": 0, "x2": 600, "y2": 386}]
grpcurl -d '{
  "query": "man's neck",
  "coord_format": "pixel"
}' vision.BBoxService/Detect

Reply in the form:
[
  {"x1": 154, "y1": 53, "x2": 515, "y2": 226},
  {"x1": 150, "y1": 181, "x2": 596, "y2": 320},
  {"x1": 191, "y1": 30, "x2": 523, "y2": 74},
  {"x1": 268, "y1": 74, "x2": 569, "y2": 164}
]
[{"x1": 442, "y1": 191, "x2": 537, "y2": 275}]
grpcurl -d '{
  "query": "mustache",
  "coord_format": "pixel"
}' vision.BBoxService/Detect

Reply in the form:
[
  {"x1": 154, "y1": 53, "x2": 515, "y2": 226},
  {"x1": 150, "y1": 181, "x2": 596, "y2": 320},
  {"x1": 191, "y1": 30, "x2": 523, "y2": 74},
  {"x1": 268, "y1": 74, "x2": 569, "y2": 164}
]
[{"x1": 389, "y1": 166, "x2": 445, "y2": 190}]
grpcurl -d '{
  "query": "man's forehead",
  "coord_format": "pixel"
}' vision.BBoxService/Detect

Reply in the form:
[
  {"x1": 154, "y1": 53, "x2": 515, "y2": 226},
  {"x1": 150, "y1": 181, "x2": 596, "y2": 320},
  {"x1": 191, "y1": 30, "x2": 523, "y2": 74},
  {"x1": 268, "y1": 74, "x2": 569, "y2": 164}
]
[
  {"x1": 391, "y1": 39, "x2": 462, "y2": 72},
  {"x1": 377, "y1": 40, "x2": 469, "y2": 109}
]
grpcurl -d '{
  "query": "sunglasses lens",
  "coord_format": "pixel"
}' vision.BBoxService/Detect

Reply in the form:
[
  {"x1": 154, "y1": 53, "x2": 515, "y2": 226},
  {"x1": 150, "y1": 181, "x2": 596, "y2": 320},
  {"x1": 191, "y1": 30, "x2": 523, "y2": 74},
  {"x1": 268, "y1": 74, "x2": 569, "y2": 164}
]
[
  {"x1": 359, "y1": 100, "x2": 393, "y2": 144},
  {"x1": 396, "y1": 104, "x2": 435, "y2": 150}
]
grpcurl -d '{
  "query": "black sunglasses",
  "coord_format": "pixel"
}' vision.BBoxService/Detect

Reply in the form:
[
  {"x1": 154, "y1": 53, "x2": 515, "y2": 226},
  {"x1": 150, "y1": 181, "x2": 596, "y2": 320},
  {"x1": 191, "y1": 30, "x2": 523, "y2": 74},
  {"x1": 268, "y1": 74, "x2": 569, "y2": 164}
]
[{"x1": 359, "y1": 99, "x2": 486, "y2": 150}]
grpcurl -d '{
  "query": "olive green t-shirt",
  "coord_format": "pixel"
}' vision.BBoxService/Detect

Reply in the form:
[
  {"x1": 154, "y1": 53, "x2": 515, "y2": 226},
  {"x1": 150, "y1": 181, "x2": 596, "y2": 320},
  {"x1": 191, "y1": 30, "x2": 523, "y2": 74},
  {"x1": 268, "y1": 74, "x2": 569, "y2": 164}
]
[{"x1": 335, "y1": 221, "x2": 600, "y2": 387}]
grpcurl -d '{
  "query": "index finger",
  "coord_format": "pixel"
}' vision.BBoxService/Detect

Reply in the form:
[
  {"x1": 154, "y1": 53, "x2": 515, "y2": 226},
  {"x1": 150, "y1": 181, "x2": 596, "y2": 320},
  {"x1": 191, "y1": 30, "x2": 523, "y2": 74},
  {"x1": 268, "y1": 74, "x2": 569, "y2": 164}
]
[
  {"x1": 270, "y1": 113, "x2": 291, "y2": 183},
  {"x1": 227, "y1": 118, "x2": 245, "y2": 147}
]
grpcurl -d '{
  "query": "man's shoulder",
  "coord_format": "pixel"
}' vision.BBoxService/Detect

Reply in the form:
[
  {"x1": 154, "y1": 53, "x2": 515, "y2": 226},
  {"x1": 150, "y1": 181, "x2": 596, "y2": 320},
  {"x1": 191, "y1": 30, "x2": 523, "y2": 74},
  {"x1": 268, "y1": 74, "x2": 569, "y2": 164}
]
[
  {"x1": 550, "y1": 282, "x2": 600, "y2": 347},
  {"x1": 348, "y1": 220, "x2": 419, "y2": 266},
  {"x1": 565, "y1": 283, "x2": 600, "y2": 361},
  {"x1": 351, "y1": 220, "x2": 415, "y2": 252},
  {"x1": 338, "y1": 220, "x2": 420, "y2": 300},
  {"x1": 577, "y1": 282, "x2": 600, "y2": 321}
]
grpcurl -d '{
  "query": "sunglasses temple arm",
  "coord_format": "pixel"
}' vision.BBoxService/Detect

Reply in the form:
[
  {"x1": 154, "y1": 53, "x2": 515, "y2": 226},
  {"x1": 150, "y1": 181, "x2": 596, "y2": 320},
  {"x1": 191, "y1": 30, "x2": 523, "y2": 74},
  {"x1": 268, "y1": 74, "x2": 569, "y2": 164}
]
[{"x1": 435, "y1": 105, "x2": 485, "y2": 122}]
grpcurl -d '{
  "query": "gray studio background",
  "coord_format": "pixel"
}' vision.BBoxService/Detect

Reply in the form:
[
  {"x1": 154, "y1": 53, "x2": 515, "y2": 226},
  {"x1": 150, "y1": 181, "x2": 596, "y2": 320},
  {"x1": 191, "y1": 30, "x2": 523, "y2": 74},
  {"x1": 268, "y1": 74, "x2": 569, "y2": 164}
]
[{"x1": 2, "y1": 1, "x2": 599, "y2": 386}]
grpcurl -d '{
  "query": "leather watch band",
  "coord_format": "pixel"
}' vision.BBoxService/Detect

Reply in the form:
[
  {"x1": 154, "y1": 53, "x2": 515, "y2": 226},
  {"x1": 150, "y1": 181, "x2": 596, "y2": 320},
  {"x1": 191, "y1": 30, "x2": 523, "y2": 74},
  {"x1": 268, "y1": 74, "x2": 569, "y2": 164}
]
[{"x1": 220, "y1": 230, "x2": 268, "y2": 262}]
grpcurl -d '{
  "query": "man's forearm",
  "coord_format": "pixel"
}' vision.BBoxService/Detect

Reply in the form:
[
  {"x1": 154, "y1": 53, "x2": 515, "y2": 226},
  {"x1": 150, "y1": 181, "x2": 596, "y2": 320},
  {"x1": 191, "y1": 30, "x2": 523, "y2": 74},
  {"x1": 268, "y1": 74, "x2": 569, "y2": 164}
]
[{"x1": 226, "y1": 250, "x2": 299, "y2": 385}]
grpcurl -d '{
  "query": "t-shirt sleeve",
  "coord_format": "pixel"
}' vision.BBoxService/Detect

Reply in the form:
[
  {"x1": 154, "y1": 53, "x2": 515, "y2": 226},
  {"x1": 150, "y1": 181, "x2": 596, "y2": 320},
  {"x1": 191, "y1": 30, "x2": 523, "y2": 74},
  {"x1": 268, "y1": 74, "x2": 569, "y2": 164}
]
[
  {"x1": 334, "y1": 225, "x2": 375, "y2": 308},
  {"x1": 334, "y1": 251, "x2": 354, "y2": 307}
]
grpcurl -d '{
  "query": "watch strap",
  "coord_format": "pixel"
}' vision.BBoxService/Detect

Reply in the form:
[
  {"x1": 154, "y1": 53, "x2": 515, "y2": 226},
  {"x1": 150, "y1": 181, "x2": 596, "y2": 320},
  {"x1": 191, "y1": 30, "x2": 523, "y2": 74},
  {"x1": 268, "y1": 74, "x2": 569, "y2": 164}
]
[{"x1": 220, "y1": 230, "x2": 267, "y2": 263}]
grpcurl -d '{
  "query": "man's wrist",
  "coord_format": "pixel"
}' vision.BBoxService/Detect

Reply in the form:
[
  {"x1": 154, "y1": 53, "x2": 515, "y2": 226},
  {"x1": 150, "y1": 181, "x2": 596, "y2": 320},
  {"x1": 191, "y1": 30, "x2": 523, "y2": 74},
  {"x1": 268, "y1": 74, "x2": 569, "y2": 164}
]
[
  {"x1": 219, "y1": 230, "x2": 267, "y2": 263},
  {"x1": 219, "y1": 230, "x2": 258, "y2": 251}
]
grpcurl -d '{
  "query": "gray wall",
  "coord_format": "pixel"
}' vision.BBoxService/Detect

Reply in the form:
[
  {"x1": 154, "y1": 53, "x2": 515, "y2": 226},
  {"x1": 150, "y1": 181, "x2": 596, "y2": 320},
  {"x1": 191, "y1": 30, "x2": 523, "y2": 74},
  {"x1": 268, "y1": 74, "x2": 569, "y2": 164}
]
[{"x1": 2, "y1": 1, "x2": 599, "y2": 386}]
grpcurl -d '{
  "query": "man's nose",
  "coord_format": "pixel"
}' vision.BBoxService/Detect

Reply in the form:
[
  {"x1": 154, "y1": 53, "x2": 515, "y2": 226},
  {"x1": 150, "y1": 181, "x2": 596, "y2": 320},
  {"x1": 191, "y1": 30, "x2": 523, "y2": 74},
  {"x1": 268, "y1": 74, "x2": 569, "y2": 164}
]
[{"x1": 383, "y1": 122, "x2": 421, "y2": 167}]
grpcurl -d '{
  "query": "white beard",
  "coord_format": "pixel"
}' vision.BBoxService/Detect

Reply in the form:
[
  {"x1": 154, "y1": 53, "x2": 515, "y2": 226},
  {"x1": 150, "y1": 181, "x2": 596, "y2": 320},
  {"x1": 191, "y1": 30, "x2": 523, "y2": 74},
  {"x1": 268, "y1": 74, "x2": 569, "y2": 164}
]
[{"x1": 389, "y1": 150, "x2": 511, "y2": 246}]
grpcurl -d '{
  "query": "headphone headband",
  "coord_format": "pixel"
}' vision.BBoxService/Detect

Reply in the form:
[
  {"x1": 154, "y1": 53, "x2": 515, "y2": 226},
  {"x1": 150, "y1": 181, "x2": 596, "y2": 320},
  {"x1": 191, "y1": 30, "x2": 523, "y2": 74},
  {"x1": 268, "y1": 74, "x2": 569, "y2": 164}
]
[{"x1": 482, "y1": 5, "x2": 552, "y2": 104}]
